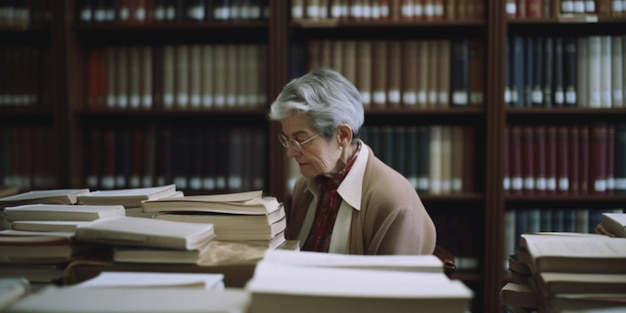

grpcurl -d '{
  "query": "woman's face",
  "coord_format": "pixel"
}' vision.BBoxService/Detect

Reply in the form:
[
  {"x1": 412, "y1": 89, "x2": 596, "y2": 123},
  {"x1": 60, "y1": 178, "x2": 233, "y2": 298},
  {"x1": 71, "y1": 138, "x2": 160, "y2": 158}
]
[{"x1": 280, "y1": 115, "x2": 342, "y2": 178}]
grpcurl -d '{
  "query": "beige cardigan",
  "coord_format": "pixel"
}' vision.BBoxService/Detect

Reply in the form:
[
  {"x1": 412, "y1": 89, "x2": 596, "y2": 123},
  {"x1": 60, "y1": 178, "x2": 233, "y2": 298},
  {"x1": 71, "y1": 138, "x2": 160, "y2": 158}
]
[{"x1": 286, "y1": 144, "x2": 437, "y2": 255}]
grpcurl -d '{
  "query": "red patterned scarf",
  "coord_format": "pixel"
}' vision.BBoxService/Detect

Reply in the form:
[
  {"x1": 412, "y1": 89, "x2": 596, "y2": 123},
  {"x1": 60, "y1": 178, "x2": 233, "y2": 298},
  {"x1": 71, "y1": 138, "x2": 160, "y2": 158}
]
[{"x1": 302, "y1": 143, "x2": 361, "y2": 252}]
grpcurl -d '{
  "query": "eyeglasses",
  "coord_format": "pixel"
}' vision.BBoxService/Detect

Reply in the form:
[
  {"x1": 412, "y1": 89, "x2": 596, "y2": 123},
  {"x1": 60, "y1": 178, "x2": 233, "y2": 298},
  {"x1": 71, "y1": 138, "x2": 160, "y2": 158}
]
[{"x1": 278, "y1": 133, "x2": 321, "y2": 152}]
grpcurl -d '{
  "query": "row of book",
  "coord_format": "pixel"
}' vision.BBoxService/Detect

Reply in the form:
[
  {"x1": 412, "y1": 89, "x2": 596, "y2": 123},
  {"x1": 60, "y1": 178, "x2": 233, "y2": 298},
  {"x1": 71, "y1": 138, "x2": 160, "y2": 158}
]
[
  {"x1": 503, "y1": 123, "x2": 626, "y2": 195},
  {"x1": 77, "y1": 0, "x2": 270, "y2": 24},
  {"x1": 296, "y1": 38, "x2": 484, "y2": 108},
  {"x1": 505, "y1": 0, "x2": 625, "y2": 19},
  {"x1": 501, "y1": 229, "x2": 626, "y2": 312},
  {"x1": 84, "y1": 126, "x2": 266, "y2": 193},
  {"x1": 0, "y1": 47, "x2": 53, "y2": 108},
  {"x1": 0, "y1": 127, "x2": 59, "y2": 192},
  {"x1": 362, "y1": 125, "x2": 476, "y2": 194},
  {"x1": 85, "y1": 44, "x2": 267, "y2": 110},
  {"x1": 291, "y1": 0, "x2": 485, "y2": 21},
  {"x1": 0, "y1": 0, "x2": 50, "y2": 30},
  {"x1": 503, "y1": 207, "x2": 624, "y2": 268},
  {"x1": 506, "y1": 35, "x2": 626, "y2": 109}
]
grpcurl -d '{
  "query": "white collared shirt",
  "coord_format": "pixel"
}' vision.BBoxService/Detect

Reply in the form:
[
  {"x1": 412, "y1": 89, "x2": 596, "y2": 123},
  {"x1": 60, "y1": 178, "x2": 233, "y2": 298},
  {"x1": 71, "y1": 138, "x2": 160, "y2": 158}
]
[{"x1": 297, "y1": 141, "x2": 369, "y2": 254}]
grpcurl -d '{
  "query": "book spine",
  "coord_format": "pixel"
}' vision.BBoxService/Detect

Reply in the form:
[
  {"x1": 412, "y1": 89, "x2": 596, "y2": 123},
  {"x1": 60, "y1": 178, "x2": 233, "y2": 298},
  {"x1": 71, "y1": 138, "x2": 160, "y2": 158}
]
[
  {"x1": 451, "y1": 38, "x2": 469, "y2": 107},
  {"x1": 589, "y1": 123, "x2": 608, "y2": 193},
  {"x1": 616, "y1": 124, "x2": 626, "y2": 194}
]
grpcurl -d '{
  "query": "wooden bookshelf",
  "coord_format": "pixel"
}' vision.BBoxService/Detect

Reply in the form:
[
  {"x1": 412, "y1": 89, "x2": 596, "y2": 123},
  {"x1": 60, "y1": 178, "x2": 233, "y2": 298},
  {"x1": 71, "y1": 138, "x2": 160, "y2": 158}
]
[{"x1": 2, "y1": 0, "x2": 626, "y2": 312}]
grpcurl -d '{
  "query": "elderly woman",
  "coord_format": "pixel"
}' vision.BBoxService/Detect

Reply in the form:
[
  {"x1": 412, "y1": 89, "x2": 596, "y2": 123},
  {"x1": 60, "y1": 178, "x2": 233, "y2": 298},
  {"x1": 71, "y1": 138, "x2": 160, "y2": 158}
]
[{"x1": 269, "y1": 67, "x2": 436, "y2": 255}]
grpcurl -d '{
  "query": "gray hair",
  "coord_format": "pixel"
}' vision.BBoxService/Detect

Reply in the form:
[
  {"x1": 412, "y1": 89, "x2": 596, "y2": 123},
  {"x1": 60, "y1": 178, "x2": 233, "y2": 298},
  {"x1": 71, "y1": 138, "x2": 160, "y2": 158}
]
[{"x1": 269, "y1": 67, "x2": 364, "y2": 141}]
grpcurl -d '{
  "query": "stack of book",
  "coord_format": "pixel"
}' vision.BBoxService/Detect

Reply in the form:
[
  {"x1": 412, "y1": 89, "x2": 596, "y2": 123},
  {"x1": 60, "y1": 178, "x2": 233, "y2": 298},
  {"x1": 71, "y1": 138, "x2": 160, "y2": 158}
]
[
  {"x1": 0, "y1": 204, "x2": 125, "y2": 285},
  {"x1": 500, "y1": 232, "x2": 626, "y2": 313},
  {"x1": 76, "y1": 184, "x2": 182, "y2": 217},
  {"x1": 245, "y1": 249, "x2": 474, "y2": 313},
  {"x1": 143, "y1": 190, "x2": 286, "y2": 249},
  {"x1": 74, "y1": 216, "x2": 216, "y2": 265},
  {"x1": 0, "y1": 189, "x2": 90, "y2": 229},
  {"x1": 4, "y1": 204, "x2": 126, "y2": 233},
  {"x1": 0, "y1": 230, "x2": 101, "y2": 285}
]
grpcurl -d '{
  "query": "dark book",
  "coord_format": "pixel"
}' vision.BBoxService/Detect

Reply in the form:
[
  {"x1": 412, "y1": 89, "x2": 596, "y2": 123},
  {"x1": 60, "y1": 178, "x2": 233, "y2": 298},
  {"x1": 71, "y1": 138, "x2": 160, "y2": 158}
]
[
  {"x1": 451, "y1": 38, "x2": 469, "y2": 107},
  {"x1": 521, "y1": 125, "x2": 535, "y2": 193},
  {"x1": 615, "y1": 124, "x2": 626, "y2": 194},
  {"x1": 467, "y1": 38, "x2": 484, "y2": 106},
  {"x1": 606, "y1": 124, "x2": 615, "y2": 194},
  {"x1": 533, "y1": 125, "x2": 546, "y2": 193},
  {"x1": 511, "y1": 36, "x2": 525, "y2": 107},
  {"x1": 545, "y1": 125, "x2": 557, "y2": 194},
  {"x1": 523, "y1": 36, "x2": 533, "y2": 108},
  {"x1": 556, "y1": 126, "x2": 569, "y2": 193},
  {"x1": 531, "y1": 36, "x2": 543, "y2": 107},
  {"x1": 568, "y1": 126, "x2": 580, "y2": 194},
  {"x1": 509, "y1": 125, "x2": 523, "y2": 194},
  {"x1": 553, "y1": 37, "x2": 564, "y2": 107},
  {"x1": 417, "y1": 126, "x2": 430, "y2": 193},
  {"x1": 503, "y1": 127, "x2": 510, "y2": 192},
  {"x1": 589, "y1": 123, "x2": 608, "y2": 194},
  {"x1": 542, "y1": 36, "x2": 553, "y2": 108},
  {"x1": 578, "y1": 125, "x2": 590, "y2": 194},
  {"x1": 406, "y1": 126, "x2": 419, "y2": 189},
  {"x1": 394, "y1": 127, "x2": 407, "y2": 176},
  {"x1": 114, "y1": 128, "x2": 131, "y2": 189},
  {"x1": 563, "y1": 37, "x2": 577, "y2": 107}
]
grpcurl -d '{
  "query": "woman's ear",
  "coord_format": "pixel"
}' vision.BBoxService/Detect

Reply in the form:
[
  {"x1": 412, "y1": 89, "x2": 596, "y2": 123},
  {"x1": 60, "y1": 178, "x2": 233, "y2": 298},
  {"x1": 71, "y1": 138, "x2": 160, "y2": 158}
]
[{"x1": 337, "y1": 124, "x2": 353, "y2": 146}]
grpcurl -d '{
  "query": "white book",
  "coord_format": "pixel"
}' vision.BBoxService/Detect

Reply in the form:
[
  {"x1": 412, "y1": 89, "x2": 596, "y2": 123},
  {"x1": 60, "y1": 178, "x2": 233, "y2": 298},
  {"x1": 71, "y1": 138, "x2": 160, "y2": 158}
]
[
  {"x1": 0, "y1": 189, "x2": 90, "y2": 208},
  {"x1": 7, "y1": 287, "x2": 250, "y2": 313},
  {"x1": 260, "y1": 249, "x2": 444, "y2": 272},
  {"x1": 11, "y1": 220, "x2": 91, "y2": 232},
  {"x1": 76, "y1": 184, "x2": 177, "y2": 208},
  {"x1": 4, "y1": 204, "x2": 125, "y2": 222},
  {"x1": 74, "y1": 272, "x2": 224, "y2": 290},
  {"x1": 246, "y1": 261, "x2": 473, "y2": 313},
  {"x1": 74, "y1": 216, "x2": 215, "y2": 250}
]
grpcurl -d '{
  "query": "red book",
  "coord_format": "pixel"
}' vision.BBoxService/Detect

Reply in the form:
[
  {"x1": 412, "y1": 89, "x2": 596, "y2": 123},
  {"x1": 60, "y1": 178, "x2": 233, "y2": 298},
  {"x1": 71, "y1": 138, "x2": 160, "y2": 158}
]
[
  {"x1": 86, "y1": 49, "x2": 100, "y2": 109},
  {"x1": 545, "y1": 125, "x2": 557, "y2": 194},
  {"x1": 526, "y1": 0, "x2": 542, "y2": 17},
  {"x1": 578, "y1": 125, "x2": 590, "y2": 194},
  {"x1": 589, "y1": 123, "x2": 608, "y2": 194},
  {"x1": 509, "y1": 125, "x2": 523, "y2": 194},
  {"x1": 533, "y1": 125, "x2": 546, "y2": 193},
  {"x1": 556, "y1": 125, "x2": 569, "y2": 193},
  {"x1": 568, "y1": 126, "x2": 580, "y2": 194},
  {"x1": 522, "y1": 125, "x2": 535, "y2": 193},
  {"x1": 606, "y1": 124, "x2": 615, "y2": 194}
]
